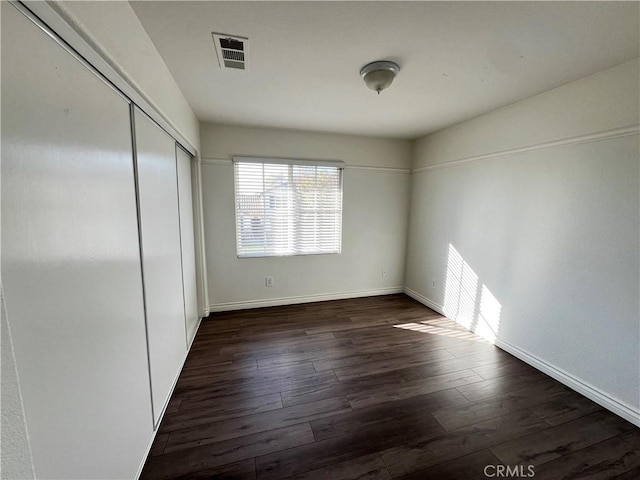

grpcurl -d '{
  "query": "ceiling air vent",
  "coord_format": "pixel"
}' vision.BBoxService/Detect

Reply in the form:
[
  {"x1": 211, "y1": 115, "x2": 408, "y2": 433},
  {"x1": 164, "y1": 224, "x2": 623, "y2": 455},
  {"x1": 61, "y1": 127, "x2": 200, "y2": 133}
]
[{"x1": 212, "y1": 33, "x2": 249, "y2": 71}]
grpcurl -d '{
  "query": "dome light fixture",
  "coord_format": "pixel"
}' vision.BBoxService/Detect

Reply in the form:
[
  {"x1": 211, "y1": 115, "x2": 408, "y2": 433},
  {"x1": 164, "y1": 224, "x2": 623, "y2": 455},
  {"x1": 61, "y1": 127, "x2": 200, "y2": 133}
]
[{"x1": 360, "y1": 60, "x2": 400, "y2": 94}]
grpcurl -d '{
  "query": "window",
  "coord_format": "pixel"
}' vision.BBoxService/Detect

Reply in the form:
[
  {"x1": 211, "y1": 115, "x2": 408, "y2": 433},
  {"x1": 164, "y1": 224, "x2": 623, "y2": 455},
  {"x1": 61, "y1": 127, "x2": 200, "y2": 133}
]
[{"x1": 233, "y1": 157, "x2": 344, "y2": 258}]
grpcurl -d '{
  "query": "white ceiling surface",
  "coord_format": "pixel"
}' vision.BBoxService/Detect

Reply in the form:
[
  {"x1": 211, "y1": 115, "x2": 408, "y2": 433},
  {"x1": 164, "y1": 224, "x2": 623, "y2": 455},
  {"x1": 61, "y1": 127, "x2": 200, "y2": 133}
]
[{"x1": 130, "y1": 1, "x2": 639, "y2": 139}]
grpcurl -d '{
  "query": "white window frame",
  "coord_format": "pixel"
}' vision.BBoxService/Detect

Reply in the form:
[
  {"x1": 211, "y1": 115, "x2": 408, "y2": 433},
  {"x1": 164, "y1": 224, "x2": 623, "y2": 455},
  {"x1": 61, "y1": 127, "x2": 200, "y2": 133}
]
[{"x1": 233, "y1": 156, "x2": 345, "y2": 258}]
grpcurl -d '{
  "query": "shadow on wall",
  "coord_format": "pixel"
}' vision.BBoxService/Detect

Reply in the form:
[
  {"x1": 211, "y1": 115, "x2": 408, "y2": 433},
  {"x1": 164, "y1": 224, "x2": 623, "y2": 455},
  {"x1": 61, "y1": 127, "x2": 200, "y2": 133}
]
[{"x1": 443, "y1": 244, "x2": 502, "y2": 343}]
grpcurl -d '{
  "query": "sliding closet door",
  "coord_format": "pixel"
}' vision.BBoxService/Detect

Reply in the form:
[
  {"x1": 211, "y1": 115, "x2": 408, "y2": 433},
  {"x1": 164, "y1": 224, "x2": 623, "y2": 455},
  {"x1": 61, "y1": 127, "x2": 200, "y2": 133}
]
[
  {"x1": 1, "y1": 3, "x2": 152, "y2": 478},
  {"x1": 133, "y1": 108, "x2": 187, "y2": 425},
  {"x1": 176, "y1": 146, "x2": 200, "y2": 345}
]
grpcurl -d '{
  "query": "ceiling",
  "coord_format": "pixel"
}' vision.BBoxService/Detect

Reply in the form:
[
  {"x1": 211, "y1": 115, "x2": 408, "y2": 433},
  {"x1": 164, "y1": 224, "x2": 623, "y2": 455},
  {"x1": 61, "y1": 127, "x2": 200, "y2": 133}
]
[{"x1": 130, "y1": 1, "x2": 639, "y2": 139}]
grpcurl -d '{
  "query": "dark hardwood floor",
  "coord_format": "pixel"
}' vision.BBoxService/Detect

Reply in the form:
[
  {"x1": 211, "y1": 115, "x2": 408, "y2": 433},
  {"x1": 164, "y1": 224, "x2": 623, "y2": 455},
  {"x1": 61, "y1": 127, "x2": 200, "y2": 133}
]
[{"x1": 141, "y1": 294, "x2": 639, "y2": 479}]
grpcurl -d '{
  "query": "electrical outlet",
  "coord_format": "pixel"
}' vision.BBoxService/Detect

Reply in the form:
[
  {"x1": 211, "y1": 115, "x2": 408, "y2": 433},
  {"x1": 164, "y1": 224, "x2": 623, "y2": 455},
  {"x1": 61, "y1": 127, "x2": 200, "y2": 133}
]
[
  {"x1": 265, "y1": 276, "x2": 274, "y2": 287},
  {"x1": 432, "y1": 279, "x2": 437, "y2": 288}
]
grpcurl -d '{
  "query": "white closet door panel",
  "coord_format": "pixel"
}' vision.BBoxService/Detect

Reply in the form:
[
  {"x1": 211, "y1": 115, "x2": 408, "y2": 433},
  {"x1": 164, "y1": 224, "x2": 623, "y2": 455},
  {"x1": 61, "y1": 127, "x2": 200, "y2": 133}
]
[
  {"x1": 176, "y1": 146, "x2": 200, "y2": 345},
  {"x1": 134, "y1": 108, "x2": 187, "y2": 425},
  {"x1": 1, "y1": 3, "x2": 152, "y2": 479}
]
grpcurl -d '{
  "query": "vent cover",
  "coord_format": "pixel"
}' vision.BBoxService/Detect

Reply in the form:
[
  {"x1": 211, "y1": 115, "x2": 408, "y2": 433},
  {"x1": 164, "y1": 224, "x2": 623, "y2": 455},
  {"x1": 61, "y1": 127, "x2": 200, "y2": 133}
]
[{"x1": 212, "y1": 33, "x2": 249, "y2": 71}]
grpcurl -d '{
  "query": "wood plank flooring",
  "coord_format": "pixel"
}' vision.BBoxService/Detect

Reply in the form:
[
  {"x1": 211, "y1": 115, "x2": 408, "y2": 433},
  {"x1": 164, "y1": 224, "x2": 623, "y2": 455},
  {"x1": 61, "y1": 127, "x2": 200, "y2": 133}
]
[{"x1": 141, "y1": 294, "x2": 639, "y2": 479}]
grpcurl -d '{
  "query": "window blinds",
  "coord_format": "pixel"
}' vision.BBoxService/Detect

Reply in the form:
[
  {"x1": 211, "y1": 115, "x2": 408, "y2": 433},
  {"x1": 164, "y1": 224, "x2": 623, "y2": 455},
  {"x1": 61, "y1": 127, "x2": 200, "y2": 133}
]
[{"x1": 233, "y1": 158, "x2": 343, "y2": 258}]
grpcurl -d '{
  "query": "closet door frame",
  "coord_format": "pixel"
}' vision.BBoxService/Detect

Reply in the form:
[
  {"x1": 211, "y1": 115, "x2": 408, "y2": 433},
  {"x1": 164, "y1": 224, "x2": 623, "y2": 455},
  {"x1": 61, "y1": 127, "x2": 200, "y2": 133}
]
[
  {"x1": 10, "y1": 0, "x2": 208, "y2": 429},
  {"x1": 16, "y1": 0, "x2": 211, "y2": 319},
  {"x1": 2, "y1": 2, "x2": 154, "y2": 477},
  {"x1": 132, "y1": 106, "x2": 188, "y2": 428},
  {"x1": 176, "y1": 145, "x2": 200, "y2": 346}
]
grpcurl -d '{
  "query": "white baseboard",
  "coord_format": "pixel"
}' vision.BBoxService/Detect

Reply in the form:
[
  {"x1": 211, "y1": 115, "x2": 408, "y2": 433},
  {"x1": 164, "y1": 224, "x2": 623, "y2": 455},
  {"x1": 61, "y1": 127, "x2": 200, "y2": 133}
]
[
  {"x1": 209, "y1": 287, "x2": 404, "y2": 312},
  {"x1": 403, "y1": 286, "x2": 446, "y2": 315},
  {"x1": 495, "y1": 338, "x2": 640, "y2": 428},
  {"x1": 404, "y1": 286, "x2": 640, "y2": 428},
  {"x1": 187, "y1": 315, "x2": 203, "y2": 350}
]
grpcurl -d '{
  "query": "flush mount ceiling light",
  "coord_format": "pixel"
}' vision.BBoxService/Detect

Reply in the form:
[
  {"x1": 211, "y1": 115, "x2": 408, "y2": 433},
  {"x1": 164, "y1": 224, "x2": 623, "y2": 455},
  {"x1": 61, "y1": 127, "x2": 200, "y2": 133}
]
[{"x1": 360, "y1": 60, "x2": 400, "y2": 94}]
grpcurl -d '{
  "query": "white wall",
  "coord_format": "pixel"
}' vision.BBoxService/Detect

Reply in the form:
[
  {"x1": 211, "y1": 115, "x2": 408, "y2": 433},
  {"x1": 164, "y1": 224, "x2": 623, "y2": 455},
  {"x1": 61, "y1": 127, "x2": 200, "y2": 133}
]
[
  {"x1": 406, "y1": 59, "x2": 640, "y2": 424},
  {"x1": 45, "y1": 0, "x2": 200, "y2": 151},
  {"x1": 200, "y1": 123, "x2": 412, "y2": 310},
  {"x1": 1, "y1": 287, "x2": 35, "y2": 479}
]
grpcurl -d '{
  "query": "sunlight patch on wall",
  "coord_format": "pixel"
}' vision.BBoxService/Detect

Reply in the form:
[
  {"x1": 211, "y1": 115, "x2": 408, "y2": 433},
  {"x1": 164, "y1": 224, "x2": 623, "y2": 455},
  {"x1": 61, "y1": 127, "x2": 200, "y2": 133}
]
[
  {"x1": 443, "y1": 244, "x2": 479, "y2": 329},
  {"x1": 443, "y1": 244, "x2": 502, "y2": 343},
  {"x1": 475, "y1": 285, "x2": 502, "y2": 342}
]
